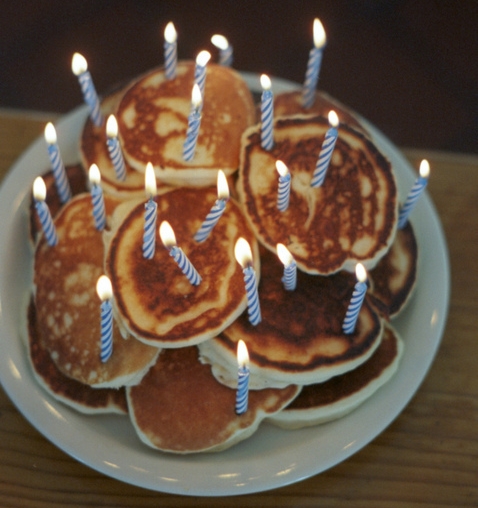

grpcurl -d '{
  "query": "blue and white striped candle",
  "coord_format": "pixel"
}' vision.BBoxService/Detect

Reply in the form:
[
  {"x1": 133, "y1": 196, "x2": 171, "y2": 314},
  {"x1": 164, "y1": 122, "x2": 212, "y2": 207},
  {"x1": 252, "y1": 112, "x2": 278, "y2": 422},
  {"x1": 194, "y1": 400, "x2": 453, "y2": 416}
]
[
  {"x1": 106, "y1": 115, "x2": 127, "y2": 181},
  {"x1": 88, "y1": 164, "x2": 106, "y2": 231},
  {"x1": 183, "y1": 84, "x2": 202, "y2": 162},
  {"x1": 194, "y1": 50, "x2": 211, "y2": 101},
  {"x1": 398, "y1": 159, "x2": 430, "y2": 229},
  {"x1": 160, "y1": 221, "x2": 202, "y2": 286},
  {"x1": 311, "y1": 110, "x2": 339, "y2": 188},
  {"x1": 44, "y1": 122, "x2": 72, "y2": 204},
  {"x1": 275, "y1": 160, "x2": 291, "y2": 211},
  {"x1": 143, "y1": 163, "x2": 158, "y2": 259},
  {"x1": 277, "y1": 243, "x2": 297, "y2": 291},
  {"x1": 194, "y1": 170, "x2": 230, "y2": 243},
  {"x1": 302, "y1": 18, "x2": 327, "y2": 109},
  {"x1": 33, "y1": 177, "x2": 58, "y2": 247},
  {"x1": 71, "y1": 52, "x2": 103, "y2": 127},
  {"x1": 235, "y1": 238, "x2": 261, "y2": 326},
  {"x1": 342, "y1": 263, "x2": 368, "y2": 335},
  {"x1": 96, "y1": 275, "x2": 113, "y2": 363},
  {"x1": 235, "y1": 340, "x2": 250, "y2": 415},
  {"x1": 164, "y1": 21, "x2": 177, "y2": 80},
  {"x1": 260, "y1": 74, "x2": 274, "y2": 151},
  {"x1": 211, "y1": 34, "x2": 233, "y2": 67}
]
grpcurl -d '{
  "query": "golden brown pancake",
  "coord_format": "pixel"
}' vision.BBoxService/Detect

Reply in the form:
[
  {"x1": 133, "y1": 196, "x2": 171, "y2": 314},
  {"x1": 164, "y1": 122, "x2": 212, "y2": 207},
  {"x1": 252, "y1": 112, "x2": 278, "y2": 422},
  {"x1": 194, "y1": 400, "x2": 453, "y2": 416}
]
[
  {"x1": 105, "y1": 186, "x2": 259, "y2": 348},
  {"x1": 33, "y1": 193, "x2": 160, "y2": 388},
  {"x1": 199, "y1": 248, "x2": 384, "y2": 388},
  {"x1": 116, "y1": 61, "x2": 256, "y2": 187},
  {"x1": 271, "y1": 90, "x2": 369, "y2": 136},
  {"x1": 368, "y1": 221, "x2": 418, "y2": 318},
  {"x1": 237, "y1": 115, "x2": 398, "y2": 275},
  {"x1": 26, "y1": 296, "x2": 127, "y2": 414},
  {"x1": 268, "y1": 322, "x2": 403, "y2": 429},
  {"x1": 127, "y1": 346, "x2": 300, "y2": 453},
  {"x1": 79, "y1": 89, "x2": 154, "y2": 198}
]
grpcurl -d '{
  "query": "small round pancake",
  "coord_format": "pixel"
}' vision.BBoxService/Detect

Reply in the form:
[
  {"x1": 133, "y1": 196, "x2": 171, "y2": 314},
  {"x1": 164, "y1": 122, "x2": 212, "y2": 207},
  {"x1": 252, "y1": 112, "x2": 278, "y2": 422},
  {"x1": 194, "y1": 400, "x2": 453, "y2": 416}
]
[
  {"x1": 116, "y1": 61, "x2": 256, "y2": 187},
  {"x1": 105, "y1": 186, "x2": 259, "y2": 348},
  {"x1": 33, "y1": 193, "x2": 160, "y2": 388},
  {"x1": 199, "y1": 248, "x2": 384, "y2": 389},
  {"x1": 368, "y1": 221, "x2": 418, "y2": 318},
  {"x1": 268, "y1": 322, "x2": 403, "y2": 429},
  {"x1": 26, "y1": 296, "x2": 127, "y2": 414},
  {"x1": 127, "y1": 346, "x2": 300, "y2": 454},
  {"x1": 237, "y1": 115, "x2": 398, "y2": 275}
]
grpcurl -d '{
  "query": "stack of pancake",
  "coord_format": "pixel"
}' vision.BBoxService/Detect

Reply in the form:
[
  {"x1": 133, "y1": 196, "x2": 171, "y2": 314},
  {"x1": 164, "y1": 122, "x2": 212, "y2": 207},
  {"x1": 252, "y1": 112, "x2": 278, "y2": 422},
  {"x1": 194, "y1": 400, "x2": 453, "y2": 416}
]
[{"x1": 25, "y1": 57, "x2": 419, "y2": 454}]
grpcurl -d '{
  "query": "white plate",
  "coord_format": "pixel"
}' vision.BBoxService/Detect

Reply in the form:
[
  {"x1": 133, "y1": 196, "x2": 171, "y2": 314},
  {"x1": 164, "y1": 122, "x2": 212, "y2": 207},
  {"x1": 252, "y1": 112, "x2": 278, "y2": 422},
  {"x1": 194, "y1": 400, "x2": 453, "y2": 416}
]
[{"x1": 0, "y1": 74, "x2": 450, "y2": 496}]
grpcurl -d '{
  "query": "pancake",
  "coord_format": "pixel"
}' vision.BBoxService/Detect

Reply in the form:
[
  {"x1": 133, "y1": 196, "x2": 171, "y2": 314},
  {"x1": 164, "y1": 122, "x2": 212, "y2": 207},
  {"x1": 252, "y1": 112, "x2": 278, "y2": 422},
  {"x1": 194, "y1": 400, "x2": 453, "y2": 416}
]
[
  {"x1": 237, "y1": 114, "x2": 398, "y2": 275},
  {"x1": 33, "y1": 193, "x2": 160, "y2": 388},
  {"x1": 26, "y1": 296, "x2": 127, "y2": 414},
  {"x1": 127, "y1": 346, "x2": 300, "y2": 453},
  {"x1": 267, "y1": 322, "x2": 403, "y2": 429},
  {"x1": 104, "y1": 186, "x2": 259, "y2": 348},
  {"x1": 269, "y1": 90, "x2": 369, "y2": 137},
  {"x1": 198, "y1": 248, "x2": 384, "y2": 389},
  {"x1": 29, "y1": 163, "x2": 88, "y2": 243},
  {"x1": 79, "y1": 89, "x2": 154, "y2": 198},
  {"x1": 368, "y1": 221, "x2": 418, "y2": 318},
  {"x1": 116, "y1": 61, "x2": 256, "y2": 187}
]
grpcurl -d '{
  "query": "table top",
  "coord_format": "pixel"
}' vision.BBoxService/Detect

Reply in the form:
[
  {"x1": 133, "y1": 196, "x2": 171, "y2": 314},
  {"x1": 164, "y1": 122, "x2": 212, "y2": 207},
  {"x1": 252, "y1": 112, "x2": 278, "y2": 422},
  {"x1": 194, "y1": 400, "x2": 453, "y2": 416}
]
[{"x1": 0, "y1": 109, "x2": 476, "y2": 507}]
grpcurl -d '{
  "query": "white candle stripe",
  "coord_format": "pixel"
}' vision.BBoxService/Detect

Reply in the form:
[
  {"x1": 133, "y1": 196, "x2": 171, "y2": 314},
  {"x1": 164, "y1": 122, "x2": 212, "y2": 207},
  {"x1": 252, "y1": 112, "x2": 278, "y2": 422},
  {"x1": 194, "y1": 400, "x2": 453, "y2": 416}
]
[
  {"x1": 183, "y1": 110, "x2": 201, "y2": 161},
  {"x1": 311, "y1": 127, "x2": 338, "y2": 188},
  {"x1": 35, "y1": 200, "x2": 58, "y2": 246},
  {"x1": 194, "y1": 64, "x2": 207, "y2": 101},
  {"x1": 164, "y1": 40, "x2": 177, "y2": 80},
  {"x1": 91, "y1": 184, "x2": 106, "y2": 231},
  {"x1": 277, "y1": 173, "x2": 291, "y2": 211},
  {"x1": 219, "y1": 46, "x2": 233, "y2": 67},
  {"x1": 302, "y1": 47, "x2": 324, "y2": 109},
  {"x1": 47, "y1": 144, "x2": 71, "y2": 203},
  {"x1": 170, "y1": 246, "x2": 202, "y2": 285},
  {"x1": 244, "y1": 266, "x2": 261, "y2": 325},
  {"x1": 78, "y1": 71, "x2": 103, "y2": 127},
  {"x1": 142, "y1": 199, "x2": 157, "y2": 259},
  {"x1": 261, "y1": 89, "x2": 274, "y2": 151},
  {"x1": 100, "y1": 300, "x2": 113, "y2": 363},
  {"x1": 106, "y1": 137, "x2": 127, "y2": 181},
  {"x1": 398, "y1": 176, "x2": 428, "y2": 229},
  {"x1": 235, "y1": 368, "x2": 249, "y2": 414},
  {"x1": 282, "y1": 260, "x2": 297, "y2": 291},
  {"x1": 194, "y1": 199, "x2": 227, "y2": 243},
  {"x1": 342, "y1": 281, "x2": 367, "y2": 334}
]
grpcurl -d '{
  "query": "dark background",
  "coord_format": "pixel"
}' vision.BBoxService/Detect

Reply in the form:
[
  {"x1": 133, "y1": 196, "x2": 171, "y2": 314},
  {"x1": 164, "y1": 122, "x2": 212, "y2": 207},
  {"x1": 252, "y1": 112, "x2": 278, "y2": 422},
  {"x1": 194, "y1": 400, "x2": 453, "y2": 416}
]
[{"x1": 0, "y1": 0, "x2": 476, "y2": 153}]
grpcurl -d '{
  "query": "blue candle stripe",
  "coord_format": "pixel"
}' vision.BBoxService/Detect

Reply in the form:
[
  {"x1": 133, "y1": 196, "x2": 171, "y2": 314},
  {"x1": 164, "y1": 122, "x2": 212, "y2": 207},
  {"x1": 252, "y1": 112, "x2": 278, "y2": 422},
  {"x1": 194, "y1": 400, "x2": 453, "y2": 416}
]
[
  {"x1": 170, "y1": 246, "x2": 202, "y2": 285},
  {"x1": 342, "y1": 281, "x2": 367, "y2": 334},
  {"x1": 302, "y1": 47, "x2": 324, "y2": 109},
  {"x1": 78, "y1": 70, "x2": 103, "y2": 127},
  {"x1": 143, "y1": 199, "x2": 157, "y2": 259},
  {"x1": 244, "y1": 266, "x2": 261, "y2": 325},
  {"x1": 277, "y1": 173, "x2": 291, "y2": 211},
  {"x1": 100, "y1": 300, "x2": 113, "y2": 363},
  {"x1": 35, "y1": 200, "x2": 58, "y2": 246},
  {"x1": 47, "y1": 143, "x2": 71, "y2": 203},
  {"x1": 261, "y1": 89, "x2": 274, "y2": 151},
  {"x1": 106, "y1": 137, "x2": 127, "y2": 181},
  {"x1": 194, "y1": 199, "x2": 227, "y2": 243},
  {"x1": 194, "y1": 64, "x2": 207, "y2": 102},
  {"x1": 398, "y1": 176, "x2": 428, "y2": 229},
  {"x1": 282, "y1": 260, "x2": 297, "y2": 291},
  {"x1": 91, "y1": 184, "x2": 106, "y2": 231},
  {"x1": 164, "y1": 40, "x2": 177, "y2": 80},
  {"x1": 219, "y1": 46, "x2": 233, "y2": 67},
  {"x1": 235, "y1": 367, "x2": 250, "y2": 414},
  {"x1": 311, "y1": 127, "x2": 338, "y2": 188},
  {"x1": 183, "y1": 109, "x2": 202, "y2": 161}
]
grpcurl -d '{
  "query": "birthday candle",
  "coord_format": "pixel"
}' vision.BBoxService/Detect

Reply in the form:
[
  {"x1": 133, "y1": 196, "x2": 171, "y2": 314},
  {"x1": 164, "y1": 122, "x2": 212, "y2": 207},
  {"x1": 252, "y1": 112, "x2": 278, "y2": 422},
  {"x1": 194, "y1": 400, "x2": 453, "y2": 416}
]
[
  {"x1": 88, "y1": 164, "x2": 106, "y2": 231},
  {"x1": 235, "y1": 238, "x2": 261, "y2": 326},
  {"x1": 33, "y1": 177, "x2": 58, "y2": 247},
  {"x1": 194, "y1": 50, "x2": 211, "y2": 100},
  {"x1": 311, "y1": 110, "x2": 339, "y2": 188},
  {"x1": 302, "y1": 18, "x2": 327, "y2": 109},
  {"x1": 164, "y1": 21, "x2": 177, "y2": 80},
  {"x1": 260, "y1": 74, "x2": 274, "y2": 151},
  {"x1": 96, "y1": 275, "x2": 113, "y2": 363},
  {"x1": 183, "y1": 84, "x2": 202, "y2": 162},
  {"x1": 342, "y1": 263, "x2": 368, "y2": 335},
  {"x1": 194, "y1": 170, "x2": 230, "y2": 243},
  {"x1": 71, "y1": 52, "x2": 103, "y2": 127},
  {"x1": 211, "y1": 34, "x2": 233, "y2": 67},
  {"x1": 106, "y1": 115, "x2": 127, "y2": 181},
  {"x1": 398, "y1": 159, "x2": 430, "y2": 229},
  {"x1": 143, "y1": 163, "x2": 158, "y2": 259},
  {"x1": 277, "y1": 243, "x2": 297, "y2": 291},
  {"x1": 44, "y1": 122, "x2": 72, "y2": 204},
  {"x1": 276, "y1": 160, "x2": 291, "y2": 211},
  {"x1": 235, "y1": 340, "x2": 250, "y2": 415},
  {"x1": 160, "y1": 221, "x2": 202, "y2": 286}
]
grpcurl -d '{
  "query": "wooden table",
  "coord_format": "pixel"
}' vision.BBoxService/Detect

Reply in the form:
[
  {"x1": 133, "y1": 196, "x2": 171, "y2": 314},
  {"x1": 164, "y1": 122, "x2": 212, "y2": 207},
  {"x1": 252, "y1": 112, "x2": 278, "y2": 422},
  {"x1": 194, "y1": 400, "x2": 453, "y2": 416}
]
[{"x1": 0, "y1": 110, "x2": 476, "y2": 507}]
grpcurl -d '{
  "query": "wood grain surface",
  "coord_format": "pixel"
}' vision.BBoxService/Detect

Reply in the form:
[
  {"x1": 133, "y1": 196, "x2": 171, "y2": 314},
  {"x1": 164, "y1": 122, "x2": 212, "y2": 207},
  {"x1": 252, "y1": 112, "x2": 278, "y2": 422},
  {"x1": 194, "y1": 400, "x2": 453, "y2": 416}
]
[{"x1": 0, "y1": 110, "x2": 476, "y2": 507}]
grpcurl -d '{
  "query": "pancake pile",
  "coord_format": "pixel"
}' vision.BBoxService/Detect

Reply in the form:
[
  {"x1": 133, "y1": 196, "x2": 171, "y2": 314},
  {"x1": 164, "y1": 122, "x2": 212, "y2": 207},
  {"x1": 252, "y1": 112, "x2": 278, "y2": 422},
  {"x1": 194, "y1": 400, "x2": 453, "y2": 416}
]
[{"x1": 25, "y1": 43, "x2": 421, "y2": 455}]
